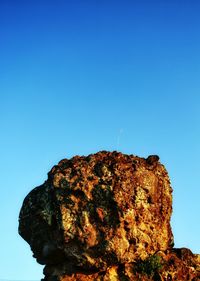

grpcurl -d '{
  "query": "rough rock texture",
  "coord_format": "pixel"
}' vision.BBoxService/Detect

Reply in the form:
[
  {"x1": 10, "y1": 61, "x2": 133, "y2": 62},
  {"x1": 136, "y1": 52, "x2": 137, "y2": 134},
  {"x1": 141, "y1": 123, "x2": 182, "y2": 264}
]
[
  {"x1": 18, "y1": 151, "x2": 200, "y2": 280},
  {"x1": 55, "y1": 248, "x2": 200, "y2": 280}
]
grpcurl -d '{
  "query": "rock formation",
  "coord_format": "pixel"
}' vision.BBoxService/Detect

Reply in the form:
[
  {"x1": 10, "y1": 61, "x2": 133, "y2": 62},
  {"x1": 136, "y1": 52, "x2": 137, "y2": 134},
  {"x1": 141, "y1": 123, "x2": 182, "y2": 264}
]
[{"x1": 18, "y1": 151, "x2": 200, "y2": 280}]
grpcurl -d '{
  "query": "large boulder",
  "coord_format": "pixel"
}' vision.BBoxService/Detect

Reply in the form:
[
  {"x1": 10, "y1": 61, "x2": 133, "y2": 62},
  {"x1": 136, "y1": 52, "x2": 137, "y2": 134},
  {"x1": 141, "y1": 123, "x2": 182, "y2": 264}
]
[{"x1": 18, "y1": 151, "x2": 199, "y2": 280}]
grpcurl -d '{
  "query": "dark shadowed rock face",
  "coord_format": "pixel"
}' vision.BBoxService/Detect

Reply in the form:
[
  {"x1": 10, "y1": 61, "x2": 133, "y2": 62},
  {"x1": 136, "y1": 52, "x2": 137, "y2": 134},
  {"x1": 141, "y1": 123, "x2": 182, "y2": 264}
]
[{"x1": 18, "y1": 151, "x2": 200, "y2": 281}]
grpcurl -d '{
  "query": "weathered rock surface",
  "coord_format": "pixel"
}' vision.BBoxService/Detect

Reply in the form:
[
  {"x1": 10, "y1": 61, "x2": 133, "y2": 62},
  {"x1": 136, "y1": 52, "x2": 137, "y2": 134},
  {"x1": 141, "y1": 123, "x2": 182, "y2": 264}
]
[
  {"x1": 50, "y1": 248, "x2": 200, "y2": 280},
  {"x1": 18, "y1": 151, "x2": 200, "y2": 280}
]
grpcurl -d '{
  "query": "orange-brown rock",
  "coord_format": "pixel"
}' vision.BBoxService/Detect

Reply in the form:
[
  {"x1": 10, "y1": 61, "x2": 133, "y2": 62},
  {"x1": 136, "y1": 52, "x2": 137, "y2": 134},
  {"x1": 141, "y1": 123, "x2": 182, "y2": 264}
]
[
  {"x1": 18, "y1": 151, "x2": 199, "y2": 281},
  {"x1": 53, "y1": 248, "x2": 200, "y2": 280}
]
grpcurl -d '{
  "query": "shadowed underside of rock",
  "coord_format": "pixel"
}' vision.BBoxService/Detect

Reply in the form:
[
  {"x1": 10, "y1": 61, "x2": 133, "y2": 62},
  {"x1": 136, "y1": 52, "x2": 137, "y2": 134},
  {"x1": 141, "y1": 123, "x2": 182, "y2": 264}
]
[{"x1": 18, "y1": 151, "x2": 200, "y2": 280}]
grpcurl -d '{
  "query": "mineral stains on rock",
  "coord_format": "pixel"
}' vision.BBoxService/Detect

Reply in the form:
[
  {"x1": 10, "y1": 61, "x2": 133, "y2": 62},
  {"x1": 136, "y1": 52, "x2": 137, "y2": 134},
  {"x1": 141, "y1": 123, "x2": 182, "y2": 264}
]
[{"x1": 18, "y1": 151, "x2": 200, "y2": 280}]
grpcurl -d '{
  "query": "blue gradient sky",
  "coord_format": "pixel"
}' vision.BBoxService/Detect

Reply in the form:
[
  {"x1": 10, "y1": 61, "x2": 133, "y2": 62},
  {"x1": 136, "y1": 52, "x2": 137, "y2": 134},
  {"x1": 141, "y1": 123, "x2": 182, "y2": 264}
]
[{"x1": 0, "y1": 0, "x2": 200, "y2": 279}]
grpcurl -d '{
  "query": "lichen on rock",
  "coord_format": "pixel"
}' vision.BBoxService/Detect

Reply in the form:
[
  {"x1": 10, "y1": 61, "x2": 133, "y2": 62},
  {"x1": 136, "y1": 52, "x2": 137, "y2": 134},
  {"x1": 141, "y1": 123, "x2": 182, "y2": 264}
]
[{"x1": 18, "y1": 151, "x2": 200, "y2": 280}]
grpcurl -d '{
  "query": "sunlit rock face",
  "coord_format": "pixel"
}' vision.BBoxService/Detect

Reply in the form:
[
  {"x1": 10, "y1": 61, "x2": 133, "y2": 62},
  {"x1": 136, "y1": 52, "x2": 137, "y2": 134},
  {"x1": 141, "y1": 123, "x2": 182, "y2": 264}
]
[{"x1": 18, "y1": 151, "x2": 200, "y2": 281}]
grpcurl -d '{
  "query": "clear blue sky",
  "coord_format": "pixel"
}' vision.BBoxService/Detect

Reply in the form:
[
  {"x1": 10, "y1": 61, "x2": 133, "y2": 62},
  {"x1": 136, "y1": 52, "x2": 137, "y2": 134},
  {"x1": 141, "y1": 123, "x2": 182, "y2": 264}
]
[{"x1": 0, "y1": 0, "x2": 199, "y2": 279}]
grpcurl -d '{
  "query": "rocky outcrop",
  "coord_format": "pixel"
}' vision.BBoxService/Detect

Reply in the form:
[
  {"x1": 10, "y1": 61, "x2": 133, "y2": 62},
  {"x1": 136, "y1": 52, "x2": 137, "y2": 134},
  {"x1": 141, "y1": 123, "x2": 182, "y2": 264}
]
[{"x1": 18, "y1": 151, "x2": 200, "y2": 280}]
